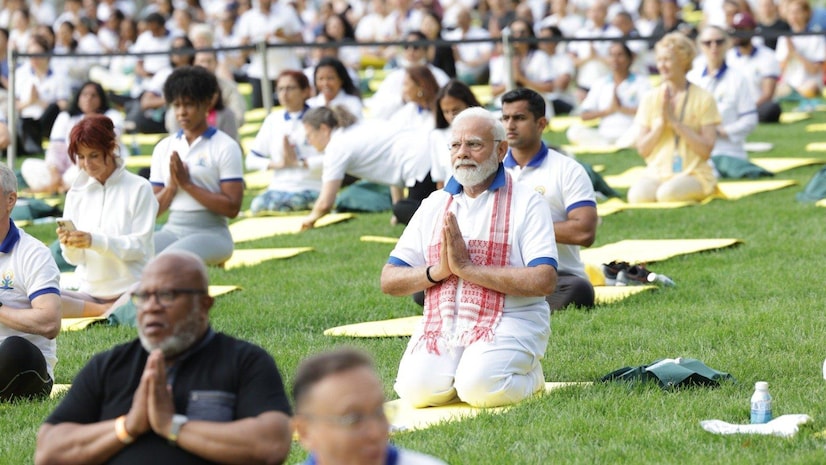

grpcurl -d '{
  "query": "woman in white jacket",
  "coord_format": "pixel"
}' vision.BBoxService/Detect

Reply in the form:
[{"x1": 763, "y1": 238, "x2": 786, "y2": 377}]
[{"x1": 57, "y1": 114, "x2": 158, "y2": 318}]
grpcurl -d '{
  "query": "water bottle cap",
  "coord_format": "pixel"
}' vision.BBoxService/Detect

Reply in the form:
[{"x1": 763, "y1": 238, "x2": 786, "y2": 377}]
[{"x1": 755, "y1": 381, "x2": 769, "y2": 390}]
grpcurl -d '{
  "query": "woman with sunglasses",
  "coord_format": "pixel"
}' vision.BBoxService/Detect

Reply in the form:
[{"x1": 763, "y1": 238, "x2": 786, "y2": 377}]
[
  {"x1": 687, "y1": 26, "x2": 757, "y2": 169},
  {"x1": 628, "y1": 32, "x2": 720, "y2": 204}
]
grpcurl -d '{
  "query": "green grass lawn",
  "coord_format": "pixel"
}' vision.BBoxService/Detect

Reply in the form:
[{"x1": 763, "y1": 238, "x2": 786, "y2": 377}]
[{"x1": 3, "y1": 110, "x2": 826, "y2": 464}]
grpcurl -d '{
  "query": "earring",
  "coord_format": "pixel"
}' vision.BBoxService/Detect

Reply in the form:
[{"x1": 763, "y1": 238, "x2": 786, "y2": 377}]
[{"x1": 417, "y1": 89, "x2": 423, "y2": 98}]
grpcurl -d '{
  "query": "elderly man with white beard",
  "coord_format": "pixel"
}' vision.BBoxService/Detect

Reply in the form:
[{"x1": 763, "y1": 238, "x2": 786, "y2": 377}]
[
  {"x1": 35, "y1": 251, "x2": 293, "y2": 465},
  {"x1": 381, "y1": 107, "x2": 559, "y2": 408}
]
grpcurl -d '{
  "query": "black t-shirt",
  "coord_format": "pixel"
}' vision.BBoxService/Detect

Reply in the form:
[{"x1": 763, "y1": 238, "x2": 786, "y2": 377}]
[{"x1": 45, "y1": 330, "x2": 292, "y2": 465}]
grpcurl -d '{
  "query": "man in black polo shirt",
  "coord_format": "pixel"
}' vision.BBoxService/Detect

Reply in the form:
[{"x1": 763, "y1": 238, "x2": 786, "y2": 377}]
[{"x1": 35, "y1": 251, "x2": 292, "y2": 465}]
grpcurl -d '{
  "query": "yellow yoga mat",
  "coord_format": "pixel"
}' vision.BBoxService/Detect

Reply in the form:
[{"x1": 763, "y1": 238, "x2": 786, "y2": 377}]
[
  {"x1": 60, "y1": 285, "x2": 241, "y2": 331},
  {"x1": 716, "y1": 179, "x2": 796, "y2": 200},
  {"x1": 806, "y1": 142, "x2": 826, "y2": 152},
  {"x1": 120, "y1": 133, "x2": 165, "y2": 146},
  {"x1": 229, "y1": 213, "x2": 354, "y2": 243},
  {"x1": 325, "y1": 284, "x2": 656, "y2": 339},
  {"x1": 581, "y1": 238, "x2": 742, "y2": 267},
  {"x1": 603, "y1": 166, "x2": 646, "y2": 189},
  {"x1": 222, "y1": 247, "x2": 312, "y2": 270},
  {"x1": 243, "y1": 170, "x2": 271, "y2": 190},
  {"x1": 751, "y1": 157, "x2": 825, "y2": 173},
  {"x1": 61, "y1": 317, "x2": 106, "y2": 331},
  {"x1": 324, "y1": 315, "x2": 422, "y2": 337},
  {"x1": 548, "y1": 116, "x2": 597, "y2": 133},
  {"x1": 245, "y1": 107, "x2": 269, "y2": 123},
  {"x1": 124, "y1": 155, "x2": 153, "y2": 168},
  {"x1": 780, "y1": 112, "x2": 811, "y2": 124},
  {"x1": 360, "y1": 235, "x2": 399, "y2": 244},
  {"x1": 470, "y1": 84, "x2": 494, "y2": 106},
  {"x1": 806, "y1": 123, "x2": 826, "y2": 132},
  {"x1": 560, "y1": 144, "x2": 622, "y2": 155},
  {"x1": 237, "y1": 82, "x2": 253, "y2": 97},
  {"x1": 388, "y1": 382, "x2": 590, "y2": 433},
  {"x1": 817, "y1": 199, "x2": 826, "y2": 208},
  {"x1": 597, "y1": 197, "x2": 696, "y2": 217},
  {"x1": 50, "y1": 383, "x2": 71, "y2": 398},
  {"x1": 240, "y1": 137, "x2": 254, "y2": 154},
  {"x1": 239, "y1": 122, "x2": 262, "y2": 138},
  {"x1": 594, "y1": 285, "x2": 657, "y2": 303}
]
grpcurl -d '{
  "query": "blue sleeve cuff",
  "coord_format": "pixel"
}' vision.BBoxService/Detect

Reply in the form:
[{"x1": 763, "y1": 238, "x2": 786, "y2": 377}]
[
  {"x1": 30, "y1": 287, "x2": 61, "y2": 300},
  {"x1": 527, "y1": 257, "x2": 558, "y2": 270},
  {"x1": 566, "y1": 200, "x2": 597, "y2": 213},
  {"x1": 220, "y1": 177, "x2": 244, "y2": 183},
  {"x1": 387, "y1": 257, "x2": 411, "y2": 267}
]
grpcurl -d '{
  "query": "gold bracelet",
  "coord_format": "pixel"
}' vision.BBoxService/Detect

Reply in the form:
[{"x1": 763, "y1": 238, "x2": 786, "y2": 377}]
[{"x1": 114, "y1": 415, "x2": 135, "y2": 444}]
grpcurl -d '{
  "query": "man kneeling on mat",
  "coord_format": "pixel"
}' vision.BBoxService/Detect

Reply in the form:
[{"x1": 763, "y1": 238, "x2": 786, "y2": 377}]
[{"x1": 381, "y1": 108, "x2": 559, "y2": 408}]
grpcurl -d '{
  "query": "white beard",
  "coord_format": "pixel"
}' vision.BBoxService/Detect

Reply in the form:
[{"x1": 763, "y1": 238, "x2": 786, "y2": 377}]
[
  {"x1": 139, "y1": 303, "x2": 204, "y2": 358},
  {"x1": 452, "y1": 155, "x2": 499, "y2": 188}
]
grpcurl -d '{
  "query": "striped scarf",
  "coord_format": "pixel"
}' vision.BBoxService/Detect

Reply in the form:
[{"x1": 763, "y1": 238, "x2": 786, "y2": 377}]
[{"x1": 418, "y1": 173, "x2": 514, "y2": 355}]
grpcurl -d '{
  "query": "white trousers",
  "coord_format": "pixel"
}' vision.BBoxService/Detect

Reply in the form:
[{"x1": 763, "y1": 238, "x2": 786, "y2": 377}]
[{"x1": 394, "y1": 311, "x2": 549, "y2": 408}]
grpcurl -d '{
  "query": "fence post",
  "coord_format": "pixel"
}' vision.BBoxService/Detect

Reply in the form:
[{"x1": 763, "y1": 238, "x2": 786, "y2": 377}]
[
  {"x1": 6, "y1": 40, "x2": 15, "y2": 169},
  {"x1": 257, "y1": 41, "x2": 273, "y2": 113},
  {"x1": 502, "y1": 28, "x2": 515, "y2": 92}
]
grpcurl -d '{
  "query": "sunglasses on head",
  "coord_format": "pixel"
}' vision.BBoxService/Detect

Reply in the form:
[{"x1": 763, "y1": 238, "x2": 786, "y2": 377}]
[{"x1": 701, "y1": 38, "x2": 726, "y2": 47}]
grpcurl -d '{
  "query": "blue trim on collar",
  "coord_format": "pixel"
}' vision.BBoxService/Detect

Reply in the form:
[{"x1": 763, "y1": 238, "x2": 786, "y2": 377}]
[
  {"x1": 444, "y1": 164, "x2": 507, "y2": 194},
  {"x1": 701, "y1": 61, "x2": 728, "y2": 79},
  {"x1": 284, "y1": 104, "x2": 310, "y2": 121},
  {"x1": 503, "y1": 142, "x2": 548, "y2": 169},
  {"x1": 176, "y1": 126, "x2": 218, "y2": 139},
  {"x1": 251, "y1": 149, "x2": 268, "y2": 158},
  {"x1": 0, "y1": 219, "x2": 21, "y2": 254},
  {"x1": 304, "y1": 446, "x2": 398, "y2": 465}
]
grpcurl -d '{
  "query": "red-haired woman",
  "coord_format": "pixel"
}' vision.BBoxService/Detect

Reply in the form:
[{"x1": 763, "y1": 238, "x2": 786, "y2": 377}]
[{"x1": 57, "y1": 114, "x2": 158, "y2": 318}]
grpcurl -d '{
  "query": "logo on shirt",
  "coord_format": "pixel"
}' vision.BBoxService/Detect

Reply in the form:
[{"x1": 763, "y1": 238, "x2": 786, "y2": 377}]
[
  {"x1": 0, "y1": 270, "x2": 14, "y2": 290},
  {"x1": 535, "y1": 186, "x2": 546, "y2": 195},
  {"x1": 193, "y1": 152, "x2": 208, "y2": 167}
]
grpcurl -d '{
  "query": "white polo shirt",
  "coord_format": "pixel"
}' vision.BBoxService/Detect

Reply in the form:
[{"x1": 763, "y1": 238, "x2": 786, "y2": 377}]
[
  {"x1": 307, "y1": 91, "x2": 364, "y2": 120},
  {"x1": 0, "y1": 221, "x2": 61, "y2": 379},
  {"x1": 579, "y1": 73, "x2": 651, "y2": 141},
  {"x1": 130, "y1": 30, "x2": 174, "y2": 76},
  {"x1": 321, "y1": 121, "x2": 431, "y2": 187},
  {"x1": 776, "y1": 34, "x2": 826, "y2": 91},
  {"x1": 388, "y1": 167, "x2": 558, "y2": 330},
  {"x1": 688, "y1": 63, "x2": 758, "y2": 159},
  {"x1": 245, "y1": 106, "x2": 323, "y2": 193},
  {"x1": 236, "y1": 4, "x2": 302, "y2": 79},
  {"x1": 14, "y1": 65, "x2": 71, "y2": 119},
  {"x1": 428, "y1": 128, "x2": 452, "y2": 184},
  {"x1": 503, "y1": 144, "x2": 596, "y2": 279},
  {"x1": 150, "y1": 127, "x2": 244, "y2": 214},
  {"x1": 726, "y1": 45, "x2": 781, "y2": 100}
]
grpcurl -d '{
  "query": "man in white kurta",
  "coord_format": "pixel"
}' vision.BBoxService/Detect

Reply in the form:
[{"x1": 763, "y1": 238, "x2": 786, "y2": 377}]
[{"x1": 381, "y1": 108, "x2": 558, "y2": 408}]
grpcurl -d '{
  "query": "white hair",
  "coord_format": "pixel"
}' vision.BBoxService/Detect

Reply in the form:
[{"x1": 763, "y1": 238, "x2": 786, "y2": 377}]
[{"x1": 452, "y1": 107, "x2": 506, "y2": 141}]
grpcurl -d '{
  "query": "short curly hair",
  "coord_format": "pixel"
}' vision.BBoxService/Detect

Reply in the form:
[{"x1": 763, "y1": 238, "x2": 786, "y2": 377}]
[
  {"x1": 163, "y1": 65, "x2": 218, "y2": 105},
  {"x1": 655, "y1": 32, "x2": 696, "y2": 72}
]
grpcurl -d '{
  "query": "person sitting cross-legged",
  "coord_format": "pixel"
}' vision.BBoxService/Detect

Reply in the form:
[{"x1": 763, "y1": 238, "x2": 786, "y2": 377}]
[{"x1": 381, "y1": 107, "x2": 559, "y2": 408}]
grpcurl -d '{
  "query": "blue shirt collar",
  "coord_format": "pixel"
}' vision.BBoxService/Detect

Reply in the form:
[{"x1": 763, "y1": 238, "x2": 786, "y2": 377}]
[
  {"x1": 503, "y1": 142, "x2": 548, "y2": 169},
  {"x1": 175, "y1": 126, "x2": 218, "y2": 140},
  {"x1": 0, "y1": 219, "x2": 21, "y2": 254},
  {"x1": 701, "y1": 61, "x2": 728, "y2": 79},
  {"x1": 304, "y1": 445, "x2": 399, "y2": 465},
  {"x1": 284, "y1": 104, "x2": 310, "y2": 121},
  {"x1": 444, "y1": 164, "x2": 507, "y2": 194}
]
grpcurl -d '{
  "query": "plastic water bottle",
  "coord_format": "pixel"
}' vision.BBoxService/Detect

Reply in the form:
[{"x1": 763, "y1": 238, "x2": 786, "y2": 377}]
[
  {"x1": 750, "y1": 381, "x2": 772, "y2": 424},
  {"x1": 647, "y1": 272, "x2": 676, "y2": 287}
]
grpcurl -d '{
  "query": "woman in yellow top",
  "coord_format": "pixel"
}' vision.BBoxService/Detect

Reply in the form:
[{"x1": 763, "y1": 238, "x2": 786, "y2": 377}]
[{"x1": 629, "y1": 32, "x2": 721, "y2": 203}]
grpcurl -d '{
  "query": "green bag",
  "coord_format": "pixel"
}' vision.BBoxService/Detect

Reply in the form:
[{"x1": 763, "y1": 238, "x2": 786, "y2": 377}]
[
  {"x1": 711, "y1": 155, "x2": 773, "y2": 179},
  {"x1": 796, "y1": 166, "x2": 826, "y2": 202},
  {"x1": 334, "y1": 180, "x2": 392, "y2": 212},
  {"x1": 12, "y1": 198, "x2": 62, "y2": 222},
  {"x1": 600, "y1": 358, "x2": 735, "y2": 390}
]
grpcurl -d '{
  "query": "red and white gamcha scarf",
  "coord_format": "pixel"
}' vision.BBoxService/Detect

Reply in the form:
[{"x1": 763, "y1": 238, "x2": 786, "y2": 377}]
[{"x1": 418, "y1": 173, "x2": 514, "y2": 355}]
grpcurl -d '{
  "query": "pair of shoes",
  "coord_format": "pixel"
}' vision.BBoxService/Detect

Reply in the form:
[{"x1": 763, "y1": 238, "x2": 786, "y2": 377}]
[{"x1": 602, "y1": 261, "x2": 652, "y2": 286}]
